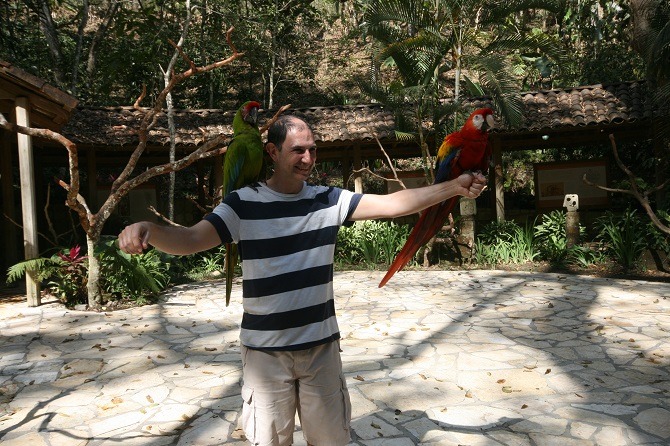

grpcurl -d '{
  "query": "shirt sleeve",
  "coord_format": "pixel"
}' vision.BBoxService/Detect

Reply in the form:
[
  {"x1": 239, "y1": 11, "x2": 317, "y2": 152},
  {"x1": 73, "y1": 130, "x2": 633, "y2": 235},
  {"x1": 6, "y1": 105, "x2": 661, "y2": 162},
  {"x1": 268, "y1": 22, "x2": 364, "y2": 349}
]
[
  {"x1": 343, "y1": 193, "x2": 363, "y2": 227},
  {"x1": 203, "y1": 197, "x2": 239, "y2": 244}
]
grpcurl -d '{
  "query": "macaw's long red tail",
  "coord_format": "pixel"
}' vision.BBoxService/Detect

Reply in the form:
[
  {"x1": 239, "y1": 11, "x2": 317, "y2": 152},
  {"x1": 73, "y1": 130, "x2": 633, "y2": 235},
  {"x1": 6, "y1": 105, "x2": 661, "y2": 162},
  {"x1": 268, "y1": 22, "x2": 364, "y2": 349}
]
[{"x1": 378, "y1": 196, "x2": 459, "y2": 288}]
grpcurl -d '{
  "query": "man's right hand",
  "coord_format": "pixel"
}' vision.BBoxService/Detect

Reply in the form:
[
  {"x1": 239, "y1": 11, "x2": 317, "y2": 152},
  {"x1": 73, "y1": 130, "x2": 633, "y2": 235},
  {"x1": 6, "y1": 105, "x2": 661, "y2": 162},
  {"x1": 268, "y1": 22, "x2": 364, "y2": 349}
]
[{"x1": 118, "y1": 222, "x2": 152, "y2": 255}]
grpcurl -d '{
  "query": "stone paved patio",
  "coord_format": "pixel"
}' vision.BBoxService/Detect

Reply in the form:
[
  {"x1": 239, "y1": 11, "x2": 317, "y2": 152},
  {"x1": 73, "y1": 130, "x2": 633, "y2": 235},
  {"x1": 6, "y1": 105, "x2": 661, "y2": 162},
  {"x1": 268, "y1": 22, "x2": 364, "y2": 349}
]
[{"x1": 1, "y1": 270, "x2": 669, "y2": 445}]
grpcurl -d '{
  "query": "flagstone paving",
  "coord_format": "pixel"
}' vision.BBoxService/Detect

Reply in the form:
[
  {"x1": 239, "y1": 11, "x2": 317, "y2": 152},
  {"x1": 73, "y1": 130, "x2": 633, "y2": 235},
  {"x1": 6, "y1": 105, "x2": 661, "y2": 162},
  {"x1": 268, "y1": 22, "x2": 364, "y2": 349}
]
[{"x1": 1, "y1": 270, "x2": 669, "y2": 445}]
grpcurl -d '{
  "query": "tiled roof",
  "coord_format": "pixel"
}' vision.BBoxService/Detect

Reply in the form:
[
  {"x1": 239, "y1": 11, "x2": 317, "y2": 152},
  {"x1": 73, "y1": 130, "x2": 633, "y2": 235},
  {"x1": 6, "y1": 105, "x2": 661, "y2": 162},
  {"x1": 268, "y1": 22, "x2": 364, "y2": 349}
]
[
  {"x1": 62, "y1": 104, "x2": 398, "y2": 148},
  {"x1": 464, "y1": 80, "x2": 661, "y2": 132},
  {"x1": 0, "y1": 60, "x2": 78, "y2": 129},
  {"x1": 61, "y1": 81, "x2": 661, "y2": 148}
]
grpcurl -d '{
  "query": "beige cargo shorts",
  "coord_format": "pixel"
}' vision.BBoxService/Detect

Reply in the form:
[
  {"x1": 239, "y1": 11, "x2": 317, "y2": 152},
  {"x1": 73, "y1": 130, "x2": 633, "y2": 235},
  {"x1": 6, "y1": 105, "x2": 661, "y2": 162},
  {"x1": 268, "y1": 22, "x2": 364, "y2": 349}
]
[{"x1": 240, "y1": 340, "x2": 351, "y2": 446}]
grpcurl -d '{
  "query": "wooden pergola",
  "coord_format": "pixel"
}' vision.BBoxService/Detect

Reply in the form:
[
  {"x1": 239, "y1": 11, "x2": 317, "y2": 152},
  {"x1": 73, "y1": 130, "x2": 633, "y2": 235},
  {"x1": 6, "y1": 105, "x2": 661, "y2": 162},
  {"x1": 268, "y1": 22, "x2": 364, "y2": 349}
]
[{"x1": 0, "y1": 61, "x2": 78, "y2": 305}]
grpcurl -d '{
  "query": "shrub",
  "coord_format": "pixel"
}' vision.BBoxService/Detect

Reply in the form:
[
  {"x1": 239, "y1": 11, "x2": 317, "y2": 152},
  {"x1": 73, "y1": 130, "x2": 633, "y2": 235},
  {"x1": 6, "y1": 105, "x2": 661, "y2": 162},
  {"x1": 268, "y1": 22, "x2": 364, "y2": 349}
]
[
  {"x1": 7, "y1": 239, "x2": 172, "y2": 307},
  {"x1": 97, "y1": 238, "x2": 171, "y2": 304},
  {"x1": 166, "y1": 245, "x2": 227, "y2": 282},
  {"x1": 594, "y1": 209, "x2": 650, "y2": 269},
  {"x1": 6, "y1": 246, "x2": 88, "y2": 307},
  {"x1": 474, "y1": 220, "x2": 539, "y2": 265},
  {"x1": 336, "y1": 220, "x2": 410, "y2": 266}
]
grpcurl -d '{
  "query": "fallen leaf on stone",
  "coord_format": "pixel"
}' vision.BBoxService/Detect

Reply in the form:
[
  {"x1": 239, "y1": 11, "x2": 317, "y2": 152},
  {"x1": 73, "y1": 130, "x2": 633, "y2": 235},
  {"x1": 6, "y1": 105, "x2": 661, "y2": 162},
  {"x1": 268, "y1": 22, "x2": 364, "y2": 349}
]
[
  {"x1": 419, "y1": 374, "x2": 427, "y2": 380},
  {"x1": 497, "y1": 379, "x2": 506, "y2": 384},
  {"x1": 202, "y1": 371, "x2": 214, "y2": 375},
  {"x1": 521, "y1": 404, "x2": 528, "y2": 409},
  {"x1": 465, "y1": 390, "x2": 472, "y2": 398},
  {"x1": 548, "y1": 303, "x2": 554, "y2": 308},
  {"x1": 395, "y1": 409, "x2": 402, "y2": 415},
  {"x1": 146, "y1": 395, "x2": 154, "y2": 403},
  {"x1": 545, "y1": 368, "x2": 551, "y2": 374},
  {"x1": 354, "y1": 375, "x2": 365, "y2": 381},
  {"x1": 205, "y1": 347, "x2": 217, "y2": 351},
  {"x1": 112, "y1": 397, "x2": 123, "y2": 404},
  {"x1": 371, "y1": 422, "x2": 381, "y2": 429},
  {"x1": 157, "y1": 355, "x2": 165, "y2": 359},
  {"x1": 502, "y1": 386, "x2": 513, "y2": 393}
]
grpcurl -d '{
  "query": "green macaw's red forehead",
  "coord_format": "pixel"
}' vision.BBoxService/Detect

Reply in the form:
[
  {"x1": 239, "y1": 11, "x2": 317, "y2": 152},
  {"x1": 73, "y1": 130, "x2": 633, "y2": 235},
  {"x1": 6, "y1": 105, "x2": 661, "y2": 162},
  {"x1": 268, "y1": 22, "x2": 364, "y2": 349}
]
[{"x1": 245, "y1": 101, "x2": 261, "y2": 111}]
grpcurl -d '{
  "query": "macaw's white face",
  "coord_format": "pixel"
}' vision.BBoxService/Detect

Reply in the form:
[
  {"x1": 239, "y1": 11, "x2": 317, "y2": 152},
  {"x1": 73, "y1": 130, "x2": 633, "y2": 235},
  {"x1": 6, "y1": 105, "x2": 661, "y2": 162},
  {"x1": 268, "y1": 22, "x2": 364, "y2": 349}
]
[
  {"x1": 473, "y1": 112, "x2": 495, "y2": 132},
  {"x1": 267, "y1": 124, "x2": 317, "y2": 194}
]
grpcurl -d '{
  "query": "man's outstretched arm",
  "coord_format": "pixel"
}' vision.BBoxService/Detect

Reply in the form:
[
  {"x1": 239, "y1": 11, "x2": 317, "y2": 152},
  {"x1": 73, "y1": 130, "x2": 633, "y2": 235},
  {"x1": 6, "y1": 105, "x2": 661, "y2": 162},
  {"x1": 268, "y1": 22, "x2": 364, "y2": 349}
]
[
  {"x1": 118, "y1": 220, "x2": 221, "y2": 255},
  {"x1": 350, "y1": 172, "x2": 487, "y2": 221}
]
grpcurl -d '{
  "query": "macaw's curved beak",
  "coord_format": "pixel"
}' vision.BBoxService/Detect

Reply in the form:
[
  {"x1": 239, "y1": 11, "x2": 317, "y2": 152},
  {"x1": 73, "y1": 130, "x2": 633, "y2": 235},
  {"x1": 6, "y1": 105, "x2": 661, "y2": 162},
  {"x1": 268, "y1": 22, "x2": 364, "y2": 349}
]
[
  {"x1": 483, "y1": 114, "x2": 495, "y2": 132},
  {"x1": 482, "y1": 115, "x2": 496, "y2": 132},
  {"x1": 246, "y1": 106, "x2": 259, "y2": 126}
]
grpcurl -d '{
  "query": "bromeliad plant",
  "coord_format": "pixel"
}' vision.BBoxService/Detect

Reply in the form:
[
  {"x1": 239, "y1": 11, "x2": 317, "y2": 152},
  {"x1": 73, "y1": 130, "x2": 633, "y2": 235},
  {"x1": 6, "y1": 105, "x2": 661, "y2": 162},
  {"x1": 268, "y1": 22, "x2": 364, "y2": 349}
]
[
  {"x1": 6, "y1": 240, "x2": 171, "y2": 308},
  {"x1": 6, "y1": 245, "x2": 88, "y2": 306}
]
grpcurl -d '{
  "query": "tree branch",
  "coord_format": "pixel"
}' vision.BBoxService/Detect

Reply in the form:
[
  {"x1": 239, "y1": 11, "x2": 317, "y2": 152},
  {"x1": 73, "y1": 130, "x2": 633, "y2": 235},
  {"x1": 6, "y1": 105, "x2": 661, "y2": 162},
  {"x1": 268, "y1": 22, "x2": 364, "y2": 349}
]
[
  {"x1": 0, "y1": 112, "x2": 89, "y2": 227},
  {"x1": 583, "y1": 133, "x2": 670, "y2": 235},
  {"x1": 147, "y1": 206, "x2": 184, "y2": 227},
  {"x1": 112, "y1": 26, "x2": 245, "y2": 194},
  {"x1": 260, "y1": 104, "x2": 291, "y2": 134}
]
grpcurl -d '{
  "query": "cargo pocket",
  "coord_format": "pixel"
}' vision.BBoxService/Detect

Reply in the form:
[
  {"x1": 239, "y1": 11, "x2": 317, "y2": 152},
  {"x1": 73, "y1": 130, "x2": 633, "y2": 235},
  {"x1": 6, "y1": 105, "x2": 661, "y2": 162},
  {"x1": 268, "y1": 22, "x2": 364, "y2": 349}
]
[{"x1": 241, "y1": 385, "x2": 257, "y2": 444}]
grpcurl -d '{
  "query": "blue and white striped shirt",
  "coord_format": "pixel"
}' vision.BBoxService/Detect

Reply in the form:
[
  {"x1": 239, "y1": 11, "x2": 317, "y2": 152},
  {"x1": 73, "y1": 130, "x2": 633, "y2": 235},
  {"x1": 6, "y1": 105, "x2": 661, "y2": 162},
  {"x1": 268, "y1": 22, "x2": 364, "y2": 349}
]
[{"x1": 204, "y1": 182, "x2": 362, "y2": 350}]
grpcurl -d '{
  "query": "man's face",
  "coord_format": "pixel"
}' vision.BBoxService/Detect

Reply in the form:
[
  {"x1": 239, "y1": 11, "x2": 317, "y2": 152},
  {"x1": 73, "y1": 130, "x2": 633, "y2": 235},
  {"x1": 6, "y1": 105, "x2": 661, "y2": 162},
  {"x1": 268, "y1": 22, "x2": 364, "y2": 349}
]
[{"x1": 272, "y1": 125, "x2": 317, "y2": 182}]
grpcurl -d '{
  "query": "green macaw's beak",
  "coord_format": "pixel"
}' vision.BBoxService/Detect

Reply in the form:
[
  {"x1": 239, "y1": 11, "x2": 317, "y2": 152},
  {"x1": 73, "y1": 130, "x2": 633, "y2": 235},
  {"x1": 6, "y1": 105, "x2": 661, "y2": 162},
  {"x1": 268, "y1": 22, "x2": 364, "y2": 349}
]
[{"x1": 246, "y1": 107, "x2": 259, "y2": 126}]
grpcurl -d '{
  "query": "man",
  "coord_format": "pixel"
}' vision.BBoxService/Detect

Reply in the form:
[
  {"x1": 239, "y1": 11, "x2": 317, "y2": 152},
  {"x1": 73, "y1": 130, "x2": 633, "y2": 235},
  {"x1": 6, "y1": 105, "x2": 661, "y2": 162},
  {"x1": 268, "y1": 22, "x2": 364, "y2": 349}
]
[{"x1": 118, "y1": 115, "x2": 487, "y2": 445}]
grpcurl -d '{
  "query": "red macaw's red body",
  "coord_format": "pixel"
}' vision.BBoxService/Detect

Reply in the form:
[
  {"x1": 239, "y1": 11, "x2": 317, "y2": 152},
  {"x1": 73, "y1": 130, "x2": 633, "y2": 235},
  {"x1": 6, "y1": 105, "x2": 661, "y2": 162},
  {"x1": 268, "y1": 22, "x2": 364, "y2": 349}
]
[{"x1": 378, "y1": 108, "x2": 495, "y2": 288}]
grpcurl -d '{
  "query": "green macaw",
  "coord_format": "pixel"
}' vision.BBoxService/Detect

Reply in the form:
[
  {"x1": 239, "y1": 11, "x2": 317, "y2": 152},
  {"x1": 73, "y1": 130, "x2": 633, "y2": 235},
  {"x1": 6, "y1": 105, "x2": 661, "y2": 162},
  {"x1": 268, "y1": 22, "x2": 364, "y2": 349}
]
[{"x1": 223, "y1": 100, "x2": 263, "y2": 305}]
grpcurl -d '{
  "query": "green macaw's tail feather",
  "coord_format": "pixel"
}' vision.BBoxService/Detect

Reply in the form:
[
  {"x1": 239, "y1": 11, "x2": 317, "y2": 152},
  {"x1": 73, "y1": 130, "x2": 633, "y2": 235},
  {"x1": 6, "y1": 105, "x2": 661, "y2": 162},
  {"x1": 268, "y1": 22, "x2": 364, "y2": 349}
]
[{"x1": 225, "y1": 243, "x2": 238, "y2": 306}]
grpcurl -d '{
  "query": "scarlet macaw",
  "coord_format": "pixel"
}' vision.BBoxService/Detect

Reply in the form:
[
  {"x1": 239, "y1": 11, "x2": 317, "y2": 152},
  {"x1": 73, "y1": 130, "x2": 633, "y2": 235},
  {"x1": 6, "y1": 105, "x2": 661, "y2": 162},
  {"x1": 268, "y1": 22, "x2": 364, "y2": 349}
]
[
  {"x1": 378, "y1": 108, "x2": 495, "y2": 287},
  {"x1": 223, "y1": 100, "x2": 263, "y2": 305}
]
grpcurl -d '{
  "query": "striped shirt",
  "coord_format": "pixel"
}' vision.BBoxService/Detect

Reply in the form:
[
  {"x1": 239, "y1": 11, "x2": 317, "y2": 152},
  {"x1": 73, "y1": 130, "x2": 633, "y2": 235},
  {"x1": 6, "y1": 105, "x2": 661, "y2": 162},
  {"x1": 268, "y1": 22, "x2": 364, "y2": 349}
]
[{"x1": 204, "y1": 182, "x2": 362, "y2": 350}]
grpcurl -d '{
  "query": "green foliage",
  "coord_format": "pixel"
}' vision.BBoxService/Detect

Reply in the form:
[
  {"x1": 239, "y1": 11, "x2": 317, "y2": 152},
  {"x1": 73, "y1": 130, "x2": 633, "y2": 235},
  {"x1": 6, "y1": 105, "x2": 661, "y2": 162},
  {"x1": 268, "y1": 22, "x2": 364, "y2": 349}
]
[
  {"x1": 6, "y1": 246, "x2": 88, "y2": 306},
  {"x1": 534, "y1": 210, "x2": 602, "y2": 267},
  {"x1": 336, "y1": 220, "x2": 411, "y2": 266},
  {"x1": 7, "y1": 240, "x2": 171, "y2": 307},
  {"x1": 96, "y1": 238, "x2": 170, "y2": 304},
  {"x1": 166, "y1": 245, "x2": 227, "y2": 283},
  {"x1": 594, "y1": 209, "x2": 651, "y2": 269},
  {"x1": 474, "y1": 219, "x2": 539, "y2": 265}
]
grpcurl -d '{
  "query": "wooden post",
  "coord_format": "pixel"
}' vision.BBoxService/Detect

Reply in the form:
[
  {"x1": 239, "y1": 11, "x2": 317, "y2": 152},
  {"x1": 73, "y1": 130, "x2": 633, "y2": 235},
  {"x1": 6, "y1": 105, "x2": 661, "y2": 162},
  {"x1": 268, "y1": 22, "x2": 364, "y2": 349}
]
[
  {"x1": 492, "y1": 137, "x2": 505, "y2": 221},
  {"x1": 16, "y1": 97, "x2": 40, "y2": 306},
  {"x1": 353, "y1": 143, "x2": 363, "y2": 194},
  {"x1": 342, "y1": 150, "x2": 351, "y2": 191},
  {"x1": 1, "y1": 130, "x2": 19, "y2": 270}
]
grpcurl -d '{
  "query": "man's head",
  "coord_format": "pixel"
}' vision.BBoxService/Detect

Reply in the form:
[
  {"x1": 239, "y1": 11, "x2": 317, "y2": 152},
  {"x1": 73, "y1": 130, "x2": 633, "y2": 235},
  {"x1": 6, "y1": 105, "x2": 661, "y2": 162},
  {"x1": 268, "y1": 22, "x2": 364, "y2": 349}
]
[
  {"x1": 265, "y1": 115, "x2": 317, "y2": 192},
  {"x1": 266, "y1": 115, "x2": 315, "y2": 150}
]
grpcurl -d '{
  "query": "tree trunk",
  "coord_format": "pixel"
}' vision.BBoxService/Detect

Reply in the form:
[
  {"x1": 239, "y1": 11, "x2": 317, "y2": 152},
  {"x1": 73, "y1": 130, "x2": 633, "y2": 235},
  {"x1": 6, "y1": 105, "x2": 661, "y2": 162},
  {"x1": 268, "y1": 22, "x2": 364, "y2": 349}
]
[
  {"x1": 86, "y1": 233, "x2": 103, "y2": 308},
  {"x1": 32, "y1": 0, "x2": 65, "y2": 87}
]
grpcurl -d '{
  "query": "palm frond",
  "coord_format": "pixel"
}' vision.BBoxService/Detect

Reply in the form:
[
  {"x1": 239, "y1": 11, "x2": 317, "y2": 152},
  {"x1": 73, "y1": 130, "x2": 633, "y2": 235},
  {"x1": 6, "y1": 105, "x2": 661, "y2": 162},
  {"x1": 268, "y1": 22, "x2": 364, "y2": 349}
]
[{"x1": 6, "y1": 257, "x2": 58, "y2": 284}]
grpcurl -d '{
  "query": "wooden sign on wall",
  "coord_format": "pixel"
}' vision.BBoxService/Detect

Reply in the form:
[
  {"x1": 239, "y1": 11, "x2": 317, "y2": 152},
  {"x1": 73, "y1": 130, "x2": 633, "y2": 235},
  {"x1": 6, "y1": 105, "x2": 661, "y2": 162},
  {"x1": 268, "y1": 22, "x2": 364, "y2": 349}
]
[{"x1": 534, "y1": 159, "x2": 609, "y2": 209}]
